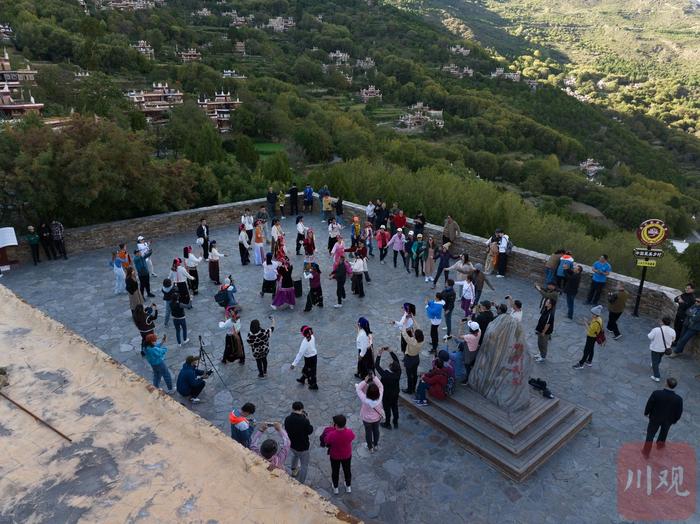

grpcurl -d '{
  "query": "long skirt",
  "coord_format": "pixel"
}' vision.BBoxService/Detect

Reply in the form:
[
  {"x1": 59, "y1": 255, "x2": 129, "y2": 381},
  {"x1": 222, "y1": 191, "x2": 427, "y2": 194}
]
[
  {"x1": 239, "y1": 242, "x2": 250, "y2": 265},
  {"x1": 296, "y1": 233, "x2": 305, "y2": 254},
  {"x1": 272, "y1": 286, "x2": 296, "y2": 307},
  {"x1": 425, "y1": 250, "x2": 435, "y2": 275},
  {"x1": 223, "y1": 333, "x2": 245, "y2": 364},
  {"x1": 484, "y1": 253, "x2": 498, "y2": 275},
  {"x1": 209, "y1": 260, "x2": 220, "y2": 284},
  {"x1": 262, "y1": 278, "x2": 277, "y2": 296},
  {"x1": 176, "y1": 281, "x2": 191, "y2": 305},
  {"x1": 327, "y1": 236, "x2": 337, "y2": 253},
  {"x1": 254, "y1": 243, "x2": 265, "y2": 265},
  {"x1": 188, "y1": 268, "x2": 199, "y2": 294}
]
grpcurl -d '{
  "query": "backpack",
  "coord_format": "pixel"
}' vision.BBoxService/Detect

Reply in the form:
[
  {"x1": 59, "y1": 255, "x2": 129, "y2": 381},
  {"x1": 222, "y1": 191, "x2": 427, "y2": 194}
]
[
  {"x1": 505, "y1": 239, "x2": 514, "y2": 255},
  {"x1": 444, "y1": 375, "x2": 456, "y2": 397},
  {"x1": 214, "y1": 289, "x2": 229, "y2": 307},
  {"x1": 594, "y1": 321, "x2": 606, "y2": 345}
]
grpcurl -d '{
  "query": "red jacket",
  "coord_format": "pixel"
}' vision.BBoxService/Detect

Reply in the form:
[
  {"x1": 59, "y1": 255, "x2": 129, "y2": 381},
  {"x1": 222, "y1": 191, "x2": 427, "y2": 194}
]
[
  {"x1": 322, "y1": 426, "x2": 356, "y2": 460},
  {"x1": 422, "y1": 368, "x2": 449, "y2": 400},
  {"x1": 393, "y1": 214, "x2": 407, "y2": 230}
]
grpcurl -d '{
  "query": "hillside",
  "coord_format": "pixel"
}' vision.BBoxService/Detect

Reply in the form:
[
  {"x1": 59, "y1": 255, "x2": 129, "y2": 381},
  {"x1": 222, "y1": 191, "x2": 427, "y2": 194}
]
[{"x1": 0, "y1": 0, "x2": 696, "y2": 285}]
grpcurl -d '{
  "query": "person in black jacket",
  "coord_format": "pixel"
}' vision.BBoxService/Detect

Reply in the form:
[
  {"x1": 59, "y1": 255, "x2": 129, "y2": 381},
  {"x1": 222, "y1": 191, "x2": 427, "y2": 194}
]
[
  {"x1": 442, "y1": 279, "x2": 457, "y2": 341},
  {"x1": 196, "y1": 218, "x2": 209, "y2": 260},
  {"x1": 564, "y1": 265, "x2": 583, "y2": 320},
  {"x1": 376, "y1": 347, "x2": 401, "y2": 430},
  {"x1": 284, "y1": 401, "x2": 313, "y2": 483},
  {"x1": 672, "y1": 283, "x2": 696, "y2": 345},
  {"x1": 38, "y1": 221, "x2": 56, "y2": 260},
  {"x1": 473, "y1": 301, "x2": 495, "y2": 345},
  {"x1": 288, "y1": 182, "x2": 299, "y2": 215},
  {"x1": 643, "y1": 377, "x2": 683, "y2": 457}
]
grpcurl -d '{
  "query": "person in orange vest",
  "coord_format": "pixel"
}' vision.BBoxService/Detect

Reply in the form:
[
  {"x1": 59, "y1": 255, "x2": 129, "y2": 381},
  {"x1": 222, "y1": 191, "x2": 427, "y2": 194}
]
[{"x1": 229, "y1": 402, "x2": 256, "y2": 448}]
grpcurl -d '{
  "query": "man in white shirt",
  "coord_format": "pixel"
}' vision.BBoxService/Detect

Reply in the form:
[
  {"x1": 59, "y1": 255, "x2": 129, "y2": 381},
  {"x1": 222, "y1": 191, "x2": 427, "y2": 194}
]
[
  {"x1": 366, "y1": 201, "x2": 376, "y2": 223},
  {"x1": 496, "y1": 229, "x2": 510, "y2": 278},
  {"x1": 137, "y1": 235, "x2": 156, "y2": 277},
  {"x1": 648, "y1": 317, "x2": 676, "y2": 382},
  {"x1": 291, "y1": 326, "x2": 318, "y2": 390},
  {"x1": 506, "y1": 296, "x2": 523, "y2": 322},
  {"x1": 241, "y1": 208, "x2": 255, "y2": 243}
]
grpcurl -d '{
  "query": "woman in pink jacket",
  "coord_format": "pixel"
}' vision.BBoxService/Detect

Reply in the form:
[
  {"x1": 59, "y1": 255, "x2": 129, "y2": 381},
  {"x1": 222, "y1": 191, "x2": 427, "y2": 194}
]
[{"x1": 356, "y1": 374, "x2": 384, "y2": 453}]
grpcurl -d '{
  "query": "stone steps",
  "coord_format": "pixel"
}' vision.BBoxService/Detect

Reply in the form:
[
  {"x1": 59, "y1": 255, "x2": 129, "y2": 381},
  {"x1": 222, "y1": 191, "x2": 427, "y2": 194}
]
[{"x1": 399, "y1": 388, "x2": 592, "y2": 482}]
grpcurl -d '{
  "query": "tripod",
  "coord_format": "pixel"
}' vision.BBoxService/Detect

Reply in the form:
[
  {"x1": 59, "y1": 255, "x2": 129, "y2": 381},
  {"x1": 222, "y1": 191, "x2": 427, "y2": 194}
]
[{"x1": 196, "y1": 335, "x2": 235, "y2": 398}]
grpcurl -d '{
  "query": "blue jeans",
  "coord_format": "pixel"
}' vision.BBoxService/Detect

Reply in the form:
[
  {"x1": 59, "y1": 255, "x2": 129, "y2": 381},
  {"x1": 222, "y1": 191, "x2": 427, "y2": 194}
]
[
  {"x1": 173, "y1": 318, "x2": 187, "y2": 344},
  {"x1": 366, "y1": 238, "x2": 374, "y2": 256},
  {"x1": 566, "y1": 293, "x2": 575, "y2": 319},
  {"x1": 415, "y1": 381, "x2": 429, "y2": 401},
  {"x1": 163, "y1": 301, "x2": 172, "y2": 327},
  {"x1": 674, "y1": 327, "x2": 699, "y2": 354},
  {"x1": 151, "y1": 361, "x2": 172, "y2": 389}
]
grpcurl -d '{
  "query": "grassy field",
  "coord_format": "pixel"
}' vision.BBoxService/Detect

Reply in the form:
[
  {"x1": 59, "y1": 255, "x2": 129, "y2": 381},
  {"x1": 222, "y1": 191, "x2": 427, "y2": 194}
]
[{"x1": 254, "y1": 142, "x2": 286, "y2": 160}]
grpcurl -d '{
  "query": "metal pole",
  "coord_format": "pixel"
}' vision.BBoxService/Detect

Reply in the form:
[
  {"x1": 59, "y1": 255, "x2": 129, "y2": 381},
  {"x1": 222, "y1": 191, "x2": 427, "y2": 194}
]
[
  {"x1": 633, "y1": 265, "x2": 647, "y2": 317},
  {"x1": 0, "y1": 391, "x2": 73, "y2": 442}
]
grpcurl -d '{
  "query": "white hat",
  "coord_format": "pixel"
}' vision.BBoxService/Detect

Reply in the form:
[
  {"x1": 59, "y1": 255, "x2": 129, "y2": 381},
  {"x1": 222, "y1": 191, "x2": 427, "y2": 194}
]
[
  {"x1": 397, "y1": 228, "x2": 403, "y2": 232},
  {"x1": 380, "y1": 225, "x2": 386, "y2": 229},
  {"x1": 468, "y1": 321, "x2": 480, "y2": 331},
  {"x1": 137, "y1": 235, "x2": 144, "y2": 241},
  {"x1": 408, "y1": 231, "x2": 414, "y2": 235}
]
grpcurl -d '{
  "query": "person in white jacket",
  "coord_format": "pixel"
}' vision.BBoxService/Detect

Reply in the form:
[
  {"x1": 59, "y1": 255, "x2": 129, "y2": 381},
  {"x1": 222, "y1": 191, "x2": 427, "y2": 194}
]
[
  {"x1": 184, "y1": 246, "x2": 202, "y2": 296},
  {"x1": 648, "y1": 317, "x2": 676, "y2": 382},
  {"x1": 241, "y1": 208, "x2": 255, "y2": 243},
  {"x1": 219, "y1": 306, "x2": 245, "y2": 364},
  {"x1": 169, "y1": 257, "x2": 194, "y2": 308},
  {"x1": 291, "y1": 325, "x2": 318, "y2": 390},
  {"x1": 355, "y1": 317, "x2": 374, "y2": 378},
  {"x1": 136, "y1": 235, "x2": 156, "y2": 277}
]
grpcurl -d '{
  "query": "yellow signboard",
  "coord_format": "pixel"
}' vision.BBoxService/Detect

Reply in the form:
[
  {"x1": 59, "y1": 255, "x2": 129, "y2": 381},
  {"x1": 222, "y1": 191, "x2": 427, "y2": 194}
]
[{"x1": 637, "y1": 259, "x2": 657, "y2": 268}]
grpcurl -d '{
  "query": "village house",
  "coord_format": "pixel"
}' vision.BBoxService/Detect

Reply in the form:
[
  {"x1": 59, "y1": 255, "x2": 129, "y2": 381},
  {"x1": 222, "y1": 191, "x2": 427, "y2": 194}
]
[
  {"x1": 491, "y1": 68, "x2": 521, "y2": 82},
  {"x1": 198, "y1": 91, "x2": 242, "y2": 133},
  {"x1": 266, "y1": 16, "x2": 295, "y2": 32},
  {"x1": 355, "y1": 57, "x2": 375, "y2": 71},
  {"x1": 222, "y1": 69, "x2": 247, "y2": 80},
  {"x1": 359, "y1": 85, "x2": 382, "y2": 103},
  {"x1": 224, "y1": 10, "x2": 254, "y2": 27},
  {"x1": 179, "y1": 48, "x2": 202, "y2": 63},
  {"x1": 0, "y1": 83, "x2": 43, "y2": 121},
  {"x1": 396, "y1": 101, "x2": 444, "y2": 132},
  {"x1": 0, "y1": 49, "x2": 38, "y2": 91},
  {"x1": 126, "y1": 82, "x2": 183, "y2": 125},
  {"x1": 442, "y1": 63, "x2": 473, "y2": 78},
  {"x1": 74, "y1": 71, "x2": 91, "y2": 79},
  {"x1": 235, "y1": 41, "x2": 247, "y2": 55},
  {"x1": 580, "y1": 158, "x2": 604, "y2": 179},
  {"x1": 450, "y1": 45, "x2": 471, "y2": 56},
  {"x1": 193, "y1": 7, "x2": 212, "y2": 17},
  {"x1": 0, "y1": 24, "x2": 13, "y2": 43},
  {"x1": 131, "y1": 40, "x2": 155, "y2": 60},
  {"x1": 329, "y1": 50, "x2": 350, "y2": 65},
  {"x1": 99, "y1": 0, "x2": 156, "y2": 10}
]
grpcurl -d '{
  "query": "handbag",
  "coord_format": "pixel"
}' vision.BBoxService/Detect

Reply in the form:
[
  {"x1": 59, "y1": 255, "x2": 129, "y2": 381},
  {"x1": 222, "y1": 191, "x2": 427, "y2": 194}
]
[
  {"x1": 660, "y1": 327, "x2": 672, "y2": 356},
  {"x1": 373, "y1": 405, "x2": 386, "y2": 423}
]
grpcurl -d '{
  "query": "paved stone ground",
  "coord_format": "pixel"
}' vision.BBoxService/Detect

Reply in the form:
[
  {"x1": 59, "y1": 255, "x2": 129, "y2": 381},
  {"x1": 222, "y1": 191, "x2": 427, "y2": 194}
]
[{"x1": 2, "y1": 214, "x2": 699, "y2": 523}]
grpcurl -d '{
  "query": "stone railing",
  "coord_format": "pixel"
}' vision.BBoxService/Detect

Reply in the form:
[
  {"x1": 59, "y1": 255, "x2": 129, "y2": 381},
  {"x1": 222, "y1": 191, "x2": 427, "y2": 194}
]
[{"x1": 3, "y1": 195, "x2": 685, "y2": 322}]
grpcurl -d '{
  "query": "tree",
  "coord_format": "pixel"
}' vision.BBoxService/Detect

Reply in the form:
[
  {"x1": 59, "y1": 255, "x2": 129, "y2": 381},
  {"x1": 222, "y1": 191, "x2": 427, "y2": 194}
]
[
  {"x1": 259, "y1": 152, "x2": 292, "y2": 184},
  {"x1": 233, "y1": 135, "x2": 259, "y2": 170},
  {"x1": 165, "y1": 101, "x2": 225, "y2": 165}
]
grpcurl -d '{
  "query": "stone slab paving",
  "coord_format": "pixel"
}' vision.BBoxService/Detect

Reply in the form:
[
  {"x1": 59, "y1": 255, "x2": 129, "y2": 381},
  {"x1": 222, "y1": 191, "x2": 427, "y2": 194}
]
[{"x1": 2, "y1": 214, "x2": 699, "y2": 523}]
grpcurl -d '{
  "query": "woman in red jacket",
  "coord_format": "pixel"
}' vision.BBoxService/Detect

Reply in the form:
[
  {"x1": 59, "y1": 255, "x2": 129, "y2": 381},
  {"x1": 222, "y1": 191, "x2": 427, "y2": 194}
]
[
  {"x1": 321, "y1": 414, "x2": 356, "y2": 495},
  {"x1": 413, "y1": 359, "x2": 448, "y2": 406}
]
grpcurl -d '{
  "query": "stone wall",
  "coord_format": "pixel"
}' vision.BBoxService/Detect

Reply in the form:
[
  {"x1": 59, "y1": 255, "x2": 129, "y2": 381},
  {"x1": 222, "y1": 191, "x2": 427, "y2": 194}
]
[
  {"x1": 4, "y1": 195, "x2": 682, "y2": 320},
  {"x1": 338, "y1": 201, "x2": 680, "y2": 320}
]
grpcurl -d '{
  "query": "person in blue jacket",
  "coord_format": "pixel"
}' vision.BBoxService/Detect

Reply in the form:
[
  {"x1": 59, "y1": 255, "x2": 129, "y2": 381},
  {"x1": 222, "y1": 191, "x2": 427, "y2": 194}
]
[
  {"x1": 176, "y1": 355, "x2": 209, "y2": 403},
  {"x1": 143, "y1": 333, "x2": 173, "y2": 393}
]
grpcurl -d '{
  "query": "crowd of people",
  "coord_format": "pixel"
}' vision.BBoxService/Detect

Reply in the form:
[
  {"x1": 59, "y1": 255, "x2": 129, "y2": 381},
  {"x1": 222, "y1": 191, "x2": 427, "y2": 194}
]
[{"x1": 71, "y1": 185, "x2": 690, "y2": 492}]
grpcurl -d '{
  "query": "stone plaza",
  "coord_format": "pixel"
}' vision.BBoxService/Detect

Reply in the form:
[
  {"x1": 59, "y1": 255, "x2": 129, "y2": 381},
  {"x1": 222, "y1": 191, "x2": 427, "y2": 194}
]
[{"x1": 2, "y1": 211, "x2": 699, "y2": 523}]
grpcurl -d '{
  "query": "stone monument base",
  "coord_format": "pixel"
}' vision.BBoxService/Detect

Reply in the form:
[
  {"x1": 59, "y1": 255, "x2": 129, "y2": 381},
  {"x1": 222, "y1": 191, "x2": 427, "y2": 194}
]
[{"x1": 399, "y1": 387, "x2": 592, "y2": 481}]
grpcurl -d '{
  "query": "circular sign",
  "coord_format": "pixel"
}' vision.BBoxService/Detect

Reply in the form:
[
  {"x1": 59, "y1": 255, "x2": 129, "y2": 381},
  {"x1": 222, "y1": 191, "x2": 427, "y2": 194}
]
[{"x1": 636, "y1": 219, "x2": 668, "y2": 247}]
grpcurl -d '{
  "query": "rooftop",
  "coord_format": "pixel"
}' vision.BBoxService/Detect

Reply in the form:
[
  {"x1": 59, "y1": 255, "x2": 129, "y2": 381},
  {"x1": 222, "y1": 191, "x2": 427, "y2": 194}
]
[{"x1": 1, "y1": 209, "x2": 699, "y2": 522}]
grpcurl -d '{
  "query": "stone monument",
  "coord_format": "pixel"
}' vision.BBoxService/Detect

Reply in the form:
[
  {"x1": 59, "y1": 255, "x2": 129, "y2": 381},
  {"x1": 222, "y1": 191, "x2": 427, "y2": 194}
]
[{"x1": 401, "y1": 313, "x2": 592, "y2": 481}]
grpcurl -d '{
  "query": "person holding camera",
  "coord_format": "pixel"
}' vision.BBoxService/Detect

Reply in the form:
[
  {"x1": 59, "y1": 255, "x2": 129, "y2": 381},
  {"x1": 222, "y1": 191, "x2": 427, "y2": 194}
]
[
  {"x1": 375, "y1": 348, "x2": 401, "y2": 430},
  {"x1": 251, "y1": 422, "x2": 291, "y2": 472},
  {"x1": 356, "y1": 373, "x2": 384, "y2": 453},
  {"x1": 284, "y1": 401, "x2": 314, "y2": 483},
  {"x1": 176, "y1": 355, "x2": 210, "y2": 403},
  {"x1": 143, "y1": 333, "x2": 173, "y2": 393},
  {"x1": 320, "y1": 414, "x2": 356, "y2": 494}
]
